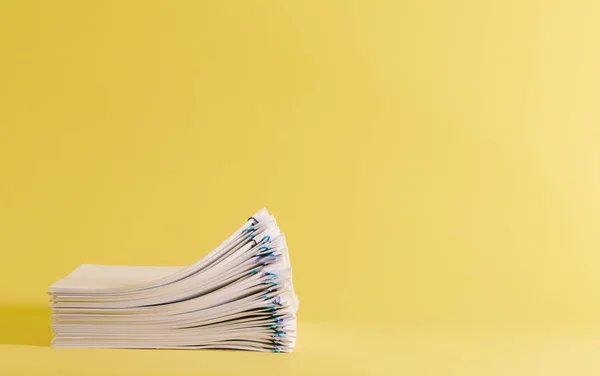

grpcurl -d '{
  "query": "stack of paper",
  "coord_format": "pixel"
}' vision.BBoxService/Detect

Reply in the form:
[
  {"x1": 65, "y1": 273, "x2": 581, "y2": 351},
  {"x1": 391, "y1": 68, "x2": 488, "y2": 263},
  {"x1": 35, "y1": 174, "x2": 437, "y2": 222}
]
[{"x1": 48, "y1": 208, "x2": 298, "y2": 352}]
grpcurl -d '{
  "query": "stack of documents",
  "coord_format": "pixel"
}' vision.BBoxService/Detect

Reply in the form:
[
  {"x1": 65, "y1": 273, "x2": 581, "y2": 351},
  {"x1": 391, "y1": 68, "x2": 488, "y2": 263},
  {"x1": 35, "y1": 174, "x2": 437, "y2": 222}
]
[{"x1": 49, "y1": 208, "x2": 298, "y2": 352}]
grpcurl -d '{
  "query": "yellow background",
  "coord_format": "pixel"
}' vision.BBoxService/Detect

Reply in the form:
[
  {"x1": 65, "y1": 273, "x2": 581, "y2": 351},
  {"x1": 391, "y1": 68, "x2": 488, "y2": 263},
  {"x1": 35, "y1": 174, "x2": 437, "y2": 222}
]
[{"x1": 1, "y1": 0, "x2": 600, "y2": 374}]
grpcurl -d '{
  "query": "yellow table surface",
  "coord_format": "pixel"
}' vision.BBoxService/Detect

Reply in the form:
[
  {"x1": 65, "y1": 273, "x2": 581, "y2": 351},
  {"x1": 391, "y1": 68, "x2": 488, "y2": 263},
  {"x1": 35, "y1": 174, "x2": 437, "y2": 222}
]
[{"x1": 2, "y1": 308, "x2": 600, "y2": 375}]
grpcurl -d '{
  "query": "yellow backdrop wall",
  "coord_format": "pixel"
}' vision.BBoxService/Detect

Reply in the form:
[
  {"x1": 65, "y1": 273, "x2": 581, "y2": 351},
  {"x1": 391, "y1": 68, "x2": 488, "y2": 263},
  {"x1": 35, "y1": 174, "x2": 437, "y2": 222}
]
[{"x1": 1, "y1": 0, "x2": 600, "y2": 342}]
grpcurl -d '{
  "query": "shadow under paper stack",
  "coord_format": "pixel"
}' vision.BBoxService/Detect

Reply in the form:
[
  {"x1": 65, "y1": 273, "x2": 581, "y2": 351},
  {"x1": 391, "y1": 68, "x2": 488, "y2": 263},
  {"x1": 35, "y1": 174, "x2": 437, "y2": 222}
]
[{"x1": 48, "y1": 208, "x2": 298, "y2": 353}]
